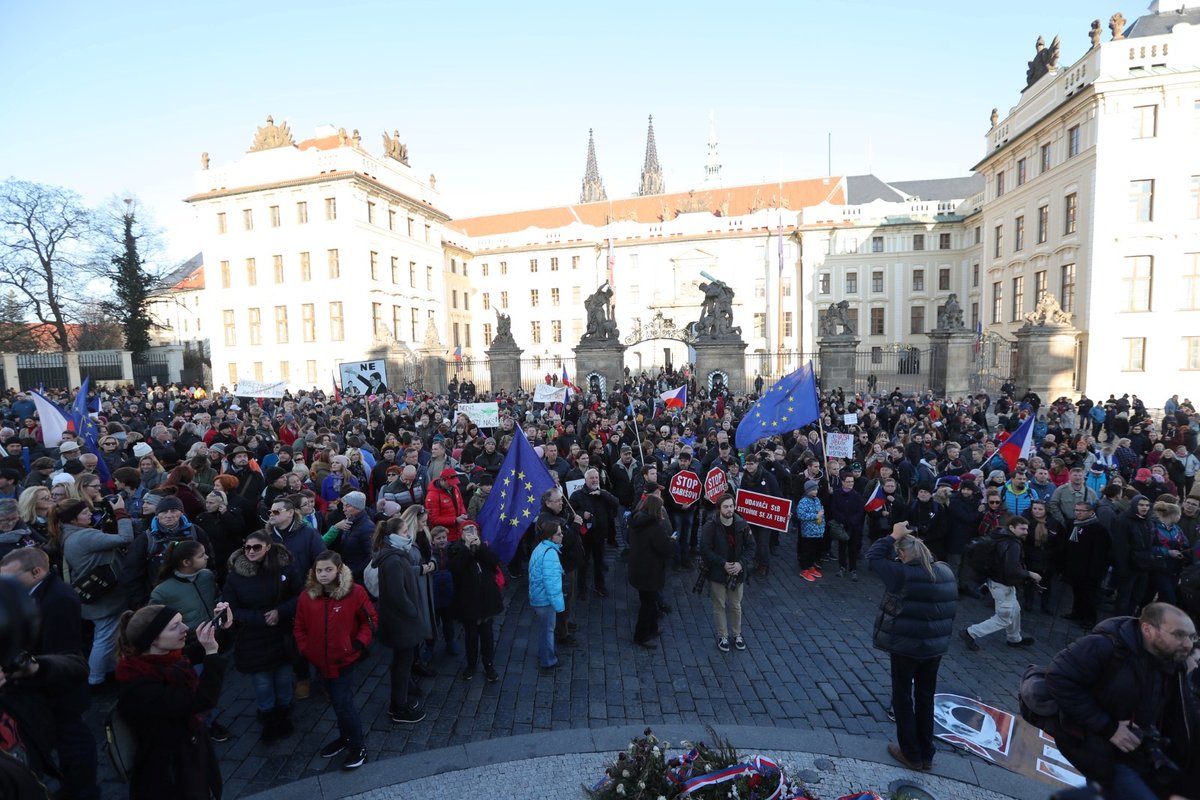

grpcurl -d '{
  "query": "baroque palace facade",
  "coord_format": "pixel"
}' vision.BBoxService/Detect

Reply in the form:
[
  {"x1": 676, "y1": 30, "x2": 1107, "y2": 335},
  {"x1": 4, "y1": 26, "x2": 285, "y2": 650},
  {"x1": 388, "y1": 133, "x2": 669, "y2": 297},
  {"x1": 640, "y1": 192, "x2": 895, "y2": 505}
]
[{"x1": 160, "y1": 3, "x2": 1200, "y2": 398}]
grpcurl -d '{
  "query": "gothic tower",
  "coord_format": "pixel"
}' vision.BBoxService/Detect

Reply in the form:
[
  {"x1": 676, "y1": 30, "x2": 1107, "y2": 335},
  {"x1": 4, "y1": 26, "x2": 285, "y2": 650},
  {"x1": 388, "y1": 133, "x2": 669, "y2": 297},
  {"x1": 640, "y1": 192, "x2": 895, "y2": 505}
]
[
  {"x1": 638, "y1": 115, "x2": 664, "y2": 196},
  {"x1": 704, "y1": 111, "x2": 722, "y2": 185},
  {"x1": 579, "y1": 128, "x2": 607, "y2": 203}
]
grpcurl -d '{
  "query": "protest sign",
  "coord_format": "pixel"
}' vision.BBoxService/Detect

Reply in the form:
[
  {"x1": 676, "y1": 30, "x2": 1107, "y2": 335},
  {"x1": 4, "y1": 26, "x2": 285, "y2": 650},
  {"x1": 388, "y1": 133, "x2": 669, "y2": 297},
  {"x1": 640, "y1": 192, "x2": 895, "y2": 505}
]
[{"x1": 734, "y1": 489, "x2": 793, "y2": 532}]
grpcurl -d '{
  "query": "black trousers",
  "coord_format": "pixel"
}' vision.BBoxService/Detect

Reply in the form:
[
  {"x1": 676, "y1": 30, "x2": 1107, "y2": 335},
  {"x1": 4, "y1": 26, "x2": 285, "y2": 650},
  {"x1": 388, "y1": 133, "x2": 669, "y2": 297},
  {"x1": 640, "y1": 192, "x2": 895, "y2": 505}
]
[
  {"x1": 462, "y1": 617, "x2": 496, "y2": 668},
  {"x1": 890, "y1": 653, "x2": 941, "y2": 762},
  {"x1": 580, "y1": 530, "x2": 607, "y2": 591},
  {"x1": 388, "y1": 646, "x2": 415, "y2": 711},
  {"x1": 797, "y1": 537, "x2": 822, "y2": 570},
  {"x1": 634, "y1": 590, "x2": 659, "y2": 644}
]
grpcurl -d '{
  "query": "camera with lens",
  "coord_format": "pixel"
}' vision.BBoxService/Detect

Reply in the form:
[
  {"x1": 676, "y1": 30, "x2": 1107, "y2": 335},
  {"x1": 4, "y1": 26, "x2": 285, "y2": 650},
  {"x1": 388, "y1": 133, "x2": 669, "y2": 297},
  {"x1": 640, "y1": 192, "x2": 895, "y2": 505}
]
[
  {"x1": 1136, "y1": 725, "x2": 1181, "y2": 785},
  {"x1": 0, "y1": 577, "x2": 40, "y2": 674},
  {"x1": 725, "y1": 571, "x2": 743, "y2": 592}
]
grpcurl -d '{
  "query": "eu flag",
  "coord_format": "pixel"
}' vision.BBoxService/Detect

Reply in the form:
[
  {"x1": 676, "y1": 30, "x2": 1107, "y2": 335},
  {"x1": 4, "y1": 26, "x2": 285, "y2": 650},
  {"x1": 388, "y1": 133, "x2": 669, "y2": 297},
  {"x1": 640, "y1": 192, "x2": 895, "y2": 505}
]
[
  {"x1": 734, "y1": 360, "x2": 820, "y2": 449},
  {"x1": 476, "y1": 427, "x2": 556, "y2": 564},
  {"x1": 72, "y1": 377, "x2": 112, "y2": 485}
]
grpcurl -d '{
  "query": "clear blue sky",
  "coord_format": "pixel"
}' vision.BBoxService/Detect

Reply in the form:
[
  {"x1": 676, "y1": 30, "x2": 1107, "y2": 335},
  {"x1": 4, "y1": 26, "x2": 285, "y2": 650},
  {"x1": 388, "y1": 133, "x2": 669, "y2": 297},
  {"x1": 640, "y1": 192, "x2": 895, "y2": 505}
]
[{"x1": 1, "y1": 1, "x2": 1116, "y2": 264}]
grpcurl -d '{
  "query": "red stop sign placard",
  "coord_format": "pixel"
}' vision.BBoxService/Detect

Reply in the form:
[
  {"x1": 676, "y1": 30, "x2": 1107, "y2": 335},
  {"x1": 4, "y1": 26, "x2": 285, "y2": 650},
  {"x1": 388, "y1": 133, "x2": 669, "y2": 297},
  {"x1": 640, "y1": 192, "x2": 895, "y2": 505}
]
[
  {"x1": 668, "y1": 470, "x2": 701, "y2": 509},
  {"x1": 703, "y1": 466, "x2": 728, "y2": 503}
]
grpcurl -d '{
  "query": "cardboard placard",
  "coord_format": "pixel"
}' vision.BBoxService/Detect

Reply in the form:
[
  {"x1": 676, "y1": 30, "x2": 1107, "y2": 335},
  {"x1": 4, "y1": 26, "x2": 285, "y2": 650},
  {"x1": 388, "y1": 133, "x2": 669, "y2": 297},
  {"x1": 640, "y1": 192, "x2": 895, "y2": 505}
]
[
  {"x1": 455, "y1": 402, "x2": 500, "y2": 428},
  {"x1": 825, "y1": 432, "x2": 855, "y2": 459},
  {"x1": 734, "y1": 489, "x2": 793, "y2": 532}
]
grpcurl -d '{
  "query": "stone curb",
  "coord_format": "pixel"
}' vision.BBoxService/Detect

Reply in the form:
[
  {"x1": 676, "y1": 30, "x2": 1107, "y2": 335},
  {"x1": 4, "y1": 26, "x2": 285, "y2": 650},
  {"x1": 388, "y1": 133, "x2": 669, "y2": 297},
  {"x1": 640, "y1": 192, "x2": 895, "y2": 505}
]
[{"x1": 243, "y1": 723, "x2": 1051, "y2": 800}]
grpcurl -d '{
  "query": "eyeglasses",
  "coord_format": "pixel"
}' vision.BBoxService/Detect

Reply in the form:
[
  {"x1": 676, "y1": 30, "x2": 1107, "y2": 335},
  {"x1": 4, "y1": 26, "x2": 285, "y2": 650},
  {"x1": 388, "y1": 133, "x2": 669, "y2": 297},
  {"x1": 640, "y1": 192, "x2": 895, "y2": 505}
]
[
  {"x1": 1152, "y1": 625, "x2": 1199, "y2": 643},
  {"x1": 243, "y1": 543, "x2": 266, "y2": 553}
]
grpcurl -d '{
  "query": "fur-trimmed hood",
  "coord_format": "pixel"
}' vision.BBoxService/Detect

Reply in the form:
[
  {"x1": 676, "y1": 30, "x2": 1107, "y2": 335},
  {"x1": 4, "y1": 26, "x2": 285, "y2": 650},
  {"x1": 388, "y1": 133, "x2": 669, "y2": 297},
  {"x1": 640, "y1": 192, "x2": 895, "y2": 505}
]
[
  {"x1": 228, "y1": 543, "x2": 293, "y2": 578},
  {"x1": 305, "y1": 562, "x2": 354, "y2": 599}
]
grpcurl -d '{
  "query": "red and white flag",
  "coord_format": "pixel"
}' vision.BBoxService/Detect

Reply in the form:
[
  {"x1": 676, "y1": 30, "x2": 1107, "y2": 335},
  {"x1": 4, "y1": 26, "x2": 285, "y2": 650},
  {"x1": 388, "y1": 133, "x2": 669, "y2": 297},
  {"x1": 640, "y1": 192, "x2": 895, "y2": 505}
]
[
  {"x1": 864, "y1": 482, "x2": 886, "y2": 513},
  {"x1": 659, "y1": 385, "x2": 687, "y2": 409},
  {"x1": 998, "y1": 414, "x2": 1035, "y2": 472}
]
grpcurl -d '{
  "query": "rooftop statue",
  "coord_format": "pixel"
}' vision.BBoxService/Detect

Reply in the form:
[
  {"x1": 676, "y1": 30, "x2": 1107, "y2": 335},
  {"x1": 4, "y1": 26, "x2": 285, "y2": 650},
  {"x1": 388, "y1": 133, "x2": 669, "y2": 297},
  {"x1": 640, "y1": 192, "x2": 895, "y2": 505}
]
[{"x1": 249, "y1": 115, "x2": 295, "y2": 152}]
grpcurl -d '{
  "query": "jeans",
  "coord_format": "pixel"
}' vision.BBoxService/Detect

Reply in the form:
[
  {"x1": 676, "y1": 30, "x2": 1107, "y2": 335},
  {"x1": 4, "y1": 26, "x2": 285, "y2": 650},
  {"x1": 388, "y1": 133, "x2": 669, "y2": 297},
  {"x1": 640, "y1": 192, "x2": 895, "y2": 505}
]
[
  {"x1": 462, "y1": 617, "x2": 495, "y2": 668},
  {"x1": 708, "y1": 580, "x2": 744, "y2": 637},
  {"x1": 634, "y1": 590, "x2": 659, "y2": 644},
  {"x1": 890, "y1": 654, "x2": 941, "y2": 762},
  {"x1": 1109, "y1": 763, "x2": 1159, "y2": 800},
  {"x1": 249, "y1": 664, "x2": 294, "y2": 712},
  {"x1": 87, "y1": 613, "x2": 121, "y2": 685},
  {"x1": 615, "y1": 507, "x2": 630, "y2": 551},
  {"x1": 532, "y1": 604, "x2": 558, "y2": 667},
  {"x1": 669, "y1": 508, "x2": 696, "y2": 561},
  {"x1": 388, "y1": 646, "x2": 414, "y2": 711},
  {"x1": 968, "y1": 581, "x2": 1023, "y2": 642},
  {"x1": 321, "y1": 662, "x2": 364, "y2": 750}
]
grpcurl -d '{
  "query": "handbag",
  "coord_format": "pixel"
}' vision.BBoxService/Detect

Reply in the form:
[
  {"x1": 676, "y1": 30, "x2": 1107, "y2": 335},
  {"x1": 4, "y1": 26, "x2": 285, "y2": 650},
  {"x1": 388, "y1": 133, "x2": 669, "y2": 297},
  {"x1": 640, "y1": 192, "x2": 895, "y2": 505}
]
[
  {"x1": 104, "y1": 706, "x2": 138, "y2": 782},
  {"x1": 1132, "y1": 550, "x2": 1169, "y2": 572},
  {"x1": 827, "y1": 520, "x2": 850, "y2": 542},
  {"x1": 71, "y1": 563, "x2": 118, "y2": 604}
]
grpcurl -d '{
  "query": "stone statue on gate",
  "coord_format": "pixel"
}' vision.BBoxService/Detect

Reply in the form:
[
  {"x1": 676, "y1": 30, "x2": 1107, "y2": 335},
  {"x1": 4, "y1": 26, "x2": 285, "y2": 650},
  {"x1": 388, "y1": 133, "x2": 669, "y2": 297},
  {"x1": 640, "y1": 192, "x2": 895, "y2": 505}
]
[
  {"x1": 1023, "y1": 293, "x2": 1073, "y2": 328},
  {"x1": 818, "y1": 300, "x2": 856, "y2": 338},
  {"x1": 690, "y1": 278, "x2": 740, "y2": 340},
  {"x1": 936, "y1": 293, "x2": 966, "y2": 331},
  {"x1": 491, "y1": 308, "x2": 517, "y2": 348},
  {"x1": 581, "y1": 282, "x2": 620, "y2": 342}
]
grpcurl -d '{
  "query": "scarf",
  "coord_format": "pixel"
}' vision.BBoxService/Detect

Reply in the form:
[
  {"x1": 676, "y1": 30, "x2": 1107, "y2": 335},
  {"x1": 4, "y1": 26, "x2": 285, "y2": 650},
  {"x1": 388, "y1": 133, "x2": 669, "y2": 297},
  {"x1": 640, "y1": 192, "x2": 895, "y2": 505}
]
[
  {"x1": 116, "y1": 650, "x2": 204, "y2": 726},
  {"x1": 389, "y1": 532, "x2": 415, "y2": 557}
]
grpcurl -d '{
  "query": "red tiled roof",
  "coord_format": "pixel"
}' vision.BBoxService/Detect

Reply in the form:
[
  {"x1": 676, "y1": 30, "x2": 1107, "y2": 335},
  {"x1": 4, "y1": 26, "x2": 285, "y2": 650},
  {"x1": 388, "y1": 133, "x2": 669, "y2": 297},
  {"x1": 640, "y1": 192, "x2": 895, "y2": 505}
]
[{"x1": 454, "y1": 176, "x2": 845, "y2": 237}]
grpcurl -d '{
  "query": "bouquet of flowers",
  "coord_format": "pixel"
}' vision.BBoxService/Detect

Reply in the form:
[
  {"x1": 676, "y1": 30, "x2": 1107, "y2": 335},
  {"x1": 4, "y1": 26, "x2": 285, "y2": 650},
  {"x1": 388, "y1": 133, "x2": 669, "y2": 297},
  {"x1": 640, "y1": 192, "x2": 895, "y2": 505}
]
[{"x1": 586, "y1": 727, "x2": 820, "y2": 800}]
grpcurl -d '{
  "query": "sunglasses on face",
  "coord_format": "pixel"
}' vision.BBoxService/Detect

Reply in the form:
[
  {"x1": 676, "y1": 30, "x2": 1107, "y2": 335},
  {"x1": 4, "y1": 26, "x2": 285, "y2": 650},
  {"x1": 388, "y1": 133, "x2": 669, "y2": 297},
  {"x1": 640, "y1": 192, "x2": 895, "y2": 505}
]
[{"x1": 243, "y1": 543, "x2": 265, "y2": 553}]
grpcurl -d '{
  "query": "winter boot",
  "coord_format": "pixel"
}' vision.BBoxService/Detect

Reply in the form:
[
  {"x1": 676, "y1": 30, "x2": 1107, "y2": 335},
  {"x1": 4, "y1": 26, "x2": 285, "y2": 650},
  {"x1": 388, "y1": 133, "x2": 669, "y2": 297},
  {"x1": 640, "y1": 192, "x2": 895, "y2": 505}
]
[{"x1": 275, "y1": 703, "x2": 295, "y2": 739}]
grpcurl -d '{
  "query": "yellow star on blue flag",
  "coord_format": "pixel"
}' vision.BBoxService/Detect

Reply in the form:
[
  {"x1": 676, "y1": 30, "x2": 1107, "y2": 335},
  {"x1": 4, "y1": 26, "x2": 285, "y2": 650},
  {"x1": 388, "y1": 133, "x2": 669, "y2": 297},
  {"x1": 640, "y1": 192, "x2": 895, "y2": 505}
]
[
  {"x1": 476, "y1": 426, "x2": 556, "y2": 563},
  {"x1": 734, "y1": 360, "x2": 819, "y2": 449}
]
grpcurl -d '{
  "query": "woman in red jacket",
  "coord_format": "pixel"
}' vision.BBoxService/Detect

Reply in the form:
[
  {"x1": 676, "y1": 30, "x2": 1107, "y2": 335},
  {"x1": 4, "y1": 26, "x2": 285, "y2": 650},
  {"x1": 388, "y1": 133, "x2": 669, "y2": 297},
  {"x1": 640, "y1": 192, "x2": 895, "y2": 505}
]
[
  {"x1": 293, "y1": 550, "x2": 377, "y2": 771},
  {"x1": 425, "y1": 468, "x2": 467, "y2": 541}
]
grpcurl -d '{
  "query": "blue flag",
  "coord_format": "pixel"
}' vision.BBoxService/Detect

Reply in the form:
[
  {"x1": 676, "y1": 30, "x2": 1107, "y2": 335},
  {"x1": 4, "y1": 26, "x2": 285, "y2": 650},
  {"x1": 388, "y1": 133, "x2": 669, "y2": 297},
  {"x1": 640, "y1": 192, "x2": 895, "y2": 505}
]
[
  {"x1": 71, "y1": 377, "x2": 112, "y2": 486},
  {"x1": 476, "y1": 427, "x2": 556, "y2": 564},
  {"x1": 734, "y1": 361, "x2": 820, "y2": 449}
]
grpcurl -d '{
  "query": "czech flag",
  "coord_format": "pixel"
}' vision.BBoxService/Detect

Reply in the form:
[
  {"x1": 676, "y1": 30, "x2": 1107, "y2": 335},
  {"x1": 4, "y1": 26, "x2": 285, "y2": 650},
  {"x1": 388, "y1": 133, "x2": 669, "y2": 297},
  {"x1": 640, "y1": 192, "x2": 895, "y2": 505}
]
[
  {"x1": 561, "y1": 366, "x2": 580, "y2": 395},
  {"x1": 864, "y1": 482, "x2": 886, "y2": 512},
  {"x1": 453, "y1": 345, "x2": 463, "y2": 363},
  {"x1": 998, "y1": 414, "x2": 1035, "y2": 472},
  {"x1": 659, "y1": 385, "x2": 687, "y2": 409}
]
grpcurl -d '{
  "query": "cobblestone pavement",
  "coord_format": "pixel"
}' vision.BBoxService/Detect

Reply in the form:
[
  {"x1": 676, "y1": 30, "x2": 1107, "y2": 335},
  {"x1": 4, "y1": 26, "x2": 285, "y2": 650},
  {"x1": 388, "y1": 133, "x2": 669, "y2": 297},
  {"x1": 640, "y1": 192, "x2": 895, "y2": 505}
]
[{"x1": 85, "y1": 535, "x2": 1085, "y2": 798}]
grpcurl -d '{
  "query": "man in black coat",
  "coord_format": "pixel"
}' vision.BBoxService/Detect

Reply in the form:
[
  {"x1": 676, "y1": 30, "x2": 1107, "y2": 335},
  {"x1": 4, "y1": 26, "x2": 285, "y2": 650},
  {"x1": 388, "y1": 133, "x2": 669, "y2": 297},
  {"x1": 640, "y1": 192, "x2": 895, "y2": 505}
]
[
  {"x1": 1060, "y1": 501, "x2": 1110, "y2": 628},
  {"x1": 739, "y1": 455, "x2": 779, "y2": 578},
  {"x1": 569, "y1": 469, "x2": 619, "y2": 598},
  {"x1": 1046, "y1": 603, "x2": 1199, "y2": 797},
  {"x1": 0, "y1": 548, "x2": 99, "y2": 800},
  {"x1": 538, "y1": 490, "x2": 584, "y2": 646},
  {"x1": 697, "y1": 494, "x2": 756, "y2": 653}
]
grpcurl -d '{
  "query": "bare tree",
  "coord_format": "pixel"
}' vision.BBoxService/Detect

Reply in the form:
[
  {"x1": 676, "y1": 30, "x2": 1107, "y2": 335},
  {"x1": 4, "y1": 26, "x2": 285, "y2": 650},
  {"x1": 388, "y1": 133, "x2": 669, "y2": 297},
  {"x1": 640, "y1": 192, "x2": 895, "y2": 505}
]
[{"x1": 0, "y1": 179, "x2": 96, "y2": 352}]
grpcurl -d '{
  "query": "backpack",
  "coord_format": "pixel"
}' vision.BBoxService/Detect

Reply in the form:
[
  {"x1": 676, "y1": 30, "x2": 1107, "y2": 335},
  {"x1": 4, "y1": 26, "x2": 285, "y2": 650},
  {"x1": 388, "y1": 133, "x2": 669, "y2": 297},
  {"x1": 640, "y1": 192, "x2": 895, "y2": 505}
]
[
  {"x1": 1177, "y1": 562, "x2": 1200, "y2": 621},
  {"x1": 964, "y1": 534, "x2": 1001, "y2": 578},
  {"x1": 363, "y1": 558, "x2": 381, "y2": 599},
  {"x1": 104, "y1": 706, "x2": 138, "y2": 782},
  {"x1": 1017, "y1": 630, "x2": 1128, "y2": 736}
]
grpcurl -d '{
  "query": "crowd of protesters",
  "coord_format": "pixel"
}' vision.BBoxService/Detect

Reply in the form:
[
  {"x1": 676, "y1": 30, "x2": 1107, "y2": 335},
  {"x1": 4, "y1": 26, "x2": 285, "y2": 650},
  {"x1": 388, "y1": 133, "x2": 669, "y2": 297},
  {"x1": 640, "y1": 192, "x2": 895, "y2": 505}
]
[{"x1": 0, "y1": 370, "x2": 1197, "y2": 797}]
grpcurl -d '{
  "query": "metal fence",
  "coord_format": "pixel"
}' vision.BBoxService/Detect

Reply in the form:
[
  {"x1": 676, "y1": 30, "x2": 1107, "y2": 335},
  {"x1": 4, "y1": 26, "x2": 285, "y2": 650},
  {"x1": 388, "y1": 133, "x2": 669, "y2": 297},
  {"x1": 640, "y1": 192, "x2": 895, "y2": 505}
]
[
  {"x1": 16, "y1": 353, "x2": 68, "y2": 390},
  {"x1": 853, "y1": 346, "x2": 931, "y2": 396},
  {"x1": 971, "y1": 334, "x2": 1017, "y2": 397},
  {"x1": 132, "y1": 351, "x2": 172, "y2": 387},
  {"x1": 79, "y1": 350, "x2": 124, "y2": 383}
]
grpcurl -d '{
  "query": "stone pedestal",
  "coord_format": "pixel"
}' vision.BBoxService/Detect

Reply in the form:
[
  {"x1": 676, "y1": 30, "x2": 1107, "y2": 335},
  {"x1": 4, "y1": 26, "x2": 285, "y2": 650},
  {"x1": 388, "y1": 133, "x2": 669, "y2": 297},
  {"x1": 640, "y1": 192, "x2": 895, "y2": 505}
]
[
  {"x1": 418, "y1": 349, "x2": 448, "y2": 395},
  {"x1": 928, "y1": 329, "x2": 976, "y2": 399},
  {"x1": 487, "y1": 345, "x2": 523, "y2": 394},
  {"x1": 818, "y1": 336, "x2": 859, "y2": 391},
  {"x1": 693, "y1": 339, "x2": 748, "y2": 395},
  {"x1": 574, "y1": 340, "x2": 626, "y2": 399},
  {"x1": 1014, "y1": 324, "x2": 1078, "y2": 400},
  {"x1": 65, "y1": 352, "x2": 82, "y2": 390}
]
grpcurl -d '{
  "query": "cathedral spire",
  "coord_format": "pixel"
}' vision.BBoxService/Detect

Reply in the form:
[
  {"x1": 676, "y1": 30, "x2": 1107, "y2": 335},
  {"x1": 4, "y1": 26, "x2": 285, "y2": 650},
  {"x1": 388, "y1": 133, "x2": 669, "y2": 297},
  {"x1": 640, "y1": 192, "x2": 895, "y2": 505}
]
[
  {"x1": 579, "y1": 128, "x2": 607, "y2": 203},
  {"x1": 638, "y1": 115, "x2": 664, "y2": 196},
  {"x1": 704, "y1": 111, "x2": 722, "y2": 185}
]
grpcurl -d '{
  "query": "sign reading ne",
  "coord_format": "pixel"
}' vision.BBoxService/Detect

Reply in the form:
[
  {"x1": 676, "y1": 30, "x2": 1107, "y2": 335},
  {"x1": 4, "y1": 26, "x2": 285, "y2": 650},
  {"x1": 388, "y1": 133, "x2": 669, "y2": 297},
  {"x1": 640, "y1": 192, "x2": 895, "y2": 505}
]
[
  {"x1": 338, "y1": 360, "x2": 388, "y2": 396},
  {"x1": 668, "y1": 470, "x2": 701, "y2": 509},
  {"x1": 703, "y1": 466, "x2": 729, "y2": 504},
  {"x1": 734, "y1": 489, "x2": 793, "y2": 532},
  {"x1": 455, "y1": 402, "x2": 500, "y2": 428}
]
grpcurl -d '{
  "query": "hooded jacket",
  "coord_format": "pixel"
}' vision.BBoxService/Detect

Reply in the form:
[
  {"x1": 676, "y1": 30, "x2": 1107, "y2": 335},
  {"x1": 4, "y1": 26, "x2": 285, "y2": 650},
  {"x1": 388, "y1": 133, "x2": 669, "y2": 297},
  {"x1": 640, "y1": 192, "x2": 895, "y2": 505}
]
[
  {"x1": 1110, "y1": 498, "x2": 1155, "y2": 579},
  {"x1": 293, "y1": 563, "x2": 376, "y2": 678},
  {"x1": 371, "y1": 545, "x2": 426, "y2": 650},
  {"x1": 222, "y1": 546, "x2": 300, "y2": 674}
]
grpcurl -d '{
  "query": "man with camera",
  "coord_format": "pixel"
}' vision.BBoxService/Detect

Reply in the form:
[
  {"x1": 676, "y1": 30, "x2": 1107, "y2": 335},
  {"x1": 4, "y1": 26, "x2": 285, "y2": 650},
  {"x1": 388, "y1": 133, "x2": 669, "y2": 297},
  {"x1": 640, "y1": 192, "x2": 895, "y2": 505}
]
[
  {"x1": 1045, "y1": 602, "x2": 1199, "y2": 799},
  {"x1": 697, "y1": 494, "x2": 755, "y2": 653}
]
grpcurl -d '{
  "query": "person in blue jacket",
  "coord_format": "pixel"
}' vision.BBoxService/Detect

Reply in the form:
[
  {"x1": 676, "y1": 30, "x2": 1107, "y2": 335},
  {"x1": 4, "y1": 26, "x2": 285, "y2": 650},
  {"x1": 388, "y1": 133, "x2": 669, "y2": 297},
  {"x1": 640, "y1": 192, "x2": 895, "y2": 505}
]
[{"x1": 527, "y1": 517, "x2": 564, "y2": 675}]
